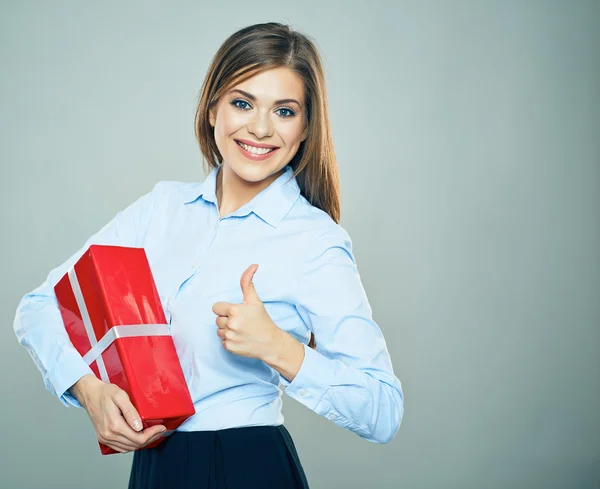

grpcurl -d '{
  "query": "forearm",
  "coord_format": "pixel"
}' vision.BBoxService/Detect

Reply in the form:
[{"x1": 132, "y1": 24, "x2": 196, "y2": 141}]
[
  {"x1": 278, "y1": 342, "x2": 404, "y2": 444},
  {"x1": 261, "y1": 329, "x2": 305, "y2": 383},
  {"x1": 14, "y1": 289, "x2": 95, "y2": 407}
]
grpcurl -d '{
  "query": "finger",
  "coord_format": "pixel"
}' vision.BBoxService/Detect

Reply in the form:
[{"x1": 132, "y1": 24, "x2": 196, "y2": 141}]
[
  {"x1": 141, "y1": 424, "x2": 168, "y2": 440},
  {"x1": 217, "y1": 327, "x2": 236, "y2": 340},
  {"x1": 109, "y1": 424, "x2": 167, "y2": 450},
  {"x1": 100, "y1": 432, "x2": 142, "y2": 452},
  {"x1": 104, "y1": 404, "x2": 166, "y2": 446},
  {"x1": 212, "y1": 301, "x2": 233, "y2": 316},
  {"x1": 215, "y1": 316, "x2": 229, "y2": 329},
  {"x1": 121, "y1": 423, "x2": 168, "y2": 446},
  {"x1": 142, "y1": 430, "x2": 168, "y2": 447},
  {"x1": 112, "y1": 389, "x2": 142, "y2": 432},
  {"x1": 98, "y1": 397, "x2": 147, "y2": 446},
  {"x1": 103, "y1": 440, "x2": 133, "y2": 453},
  {"x1": 240, "y1": 264, "x2": 260, "y2": 304},
  {"x1": 97, "y1": 415, "x2": 143, "y2": 451},
  {"x1": 106, "y1": 430, "x2": 164, "y2": 452},
  {"x1": 99, "y1": 415, "x2": 146, "y2": 449}
]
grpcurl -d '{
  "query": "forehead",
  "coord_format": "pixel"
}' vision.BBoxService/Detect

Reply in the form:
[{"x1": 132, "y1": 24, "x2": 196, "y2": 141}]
[{"x1": 231, "y1": 67, "x2": 305, "y2": 103}]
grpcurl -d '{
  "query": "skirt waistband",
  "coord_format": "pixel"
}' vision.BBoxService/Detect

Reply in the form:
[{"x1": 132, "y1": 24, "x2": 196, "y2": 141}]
[{"x1": 128, "y1": 424, "x2": 309, "y2": 489}]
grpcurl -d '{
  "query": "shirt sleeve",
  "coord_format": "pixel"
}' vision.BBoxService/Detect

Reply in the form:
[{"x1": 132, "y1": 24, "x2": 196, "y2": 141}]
[
  {"x1": 280, "y1": 227, "x2": 404, "y2": 444},
  {"x1": 13, "y1": 182, "x2": 162, "y2": 408}
]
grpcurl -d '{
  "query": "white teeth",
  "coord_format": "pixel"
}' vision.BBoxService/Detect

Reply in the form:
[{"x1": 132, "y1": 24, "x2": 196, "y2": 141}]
[{"x1": 237, "y1": 141, "x2": 275, "y2": 155}]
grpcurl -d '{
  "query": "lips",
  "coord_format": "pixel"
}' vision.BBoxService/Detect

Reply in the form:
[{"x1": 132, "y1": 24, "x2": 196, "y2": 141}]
[
  {"x1": 234, "y1": 139, "x2": 280, "y2": 150},
  {"x1": 235, "y1": 140, "x2": 276, "y2": 153},
  {"x1": 235, "y1": 139, "x2": 281, "y2": 161}
]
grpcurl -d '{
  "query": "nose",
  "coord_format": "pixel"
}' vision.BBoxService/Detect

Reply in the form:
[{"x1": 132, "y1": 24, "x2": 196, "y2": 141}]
[{"x1": 247, "y1": 109, "x2": 274, "y2": 139}]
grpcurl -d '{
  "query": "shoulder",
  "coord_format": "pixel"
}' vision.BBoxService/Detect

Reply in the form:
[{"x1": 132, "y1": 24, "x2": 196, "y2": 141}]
[
  {"x1": 128, "y1": 180, "x2": 202, "y2": 229},
  {"x1": 148, "y1": 180, "x2": 201, "y2": 199},
  {"x1": 290, "y1": 194, "x2": 354, "y2": 262},
  {"x1": 140, "y1": 180, "x2": 203, "y2": 208}
]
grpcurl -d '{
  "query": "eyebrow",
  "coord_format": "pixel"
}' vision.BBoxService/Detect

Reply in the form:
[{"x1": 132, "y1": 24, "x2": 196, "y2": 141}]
[{"x1": 229, "y1": 89, "x2": 302, "y2": 107}]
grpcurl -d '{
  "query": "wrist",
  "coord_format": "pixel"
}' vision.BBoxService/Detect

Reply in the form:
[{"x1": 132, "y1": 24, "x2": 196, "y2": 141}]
[
  {"x1": 263, "y1": 328, "x2": 291, "y2": 366},
  {"x1": 69, "y1": 374, "x2": 100, "y2": 408},
  {"x1": 263, "y1": 330, "x2": 305, "y2": 383}
]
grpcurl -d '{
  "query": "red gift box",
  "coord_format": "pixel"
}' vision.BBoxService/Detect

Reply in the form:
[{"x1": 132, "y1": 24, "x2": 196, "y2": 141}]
[{"x1": 54, "y1": 244, "x2": 195, "y2": 455}]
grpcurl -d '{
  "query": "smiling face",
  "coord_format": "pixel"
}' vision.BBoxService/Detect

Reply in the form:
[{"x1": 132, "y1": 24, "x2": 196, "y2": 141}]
[{"x1": 209, "y1": 67, "x2": 308, "y2": 187}]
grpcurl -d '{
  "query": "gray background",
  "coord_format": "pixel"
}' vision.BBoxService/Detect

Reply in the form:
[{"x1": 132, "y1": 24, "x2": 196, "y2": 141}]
[{"x1": 1, "y1": 1, "x2": 599, "y2": 488}]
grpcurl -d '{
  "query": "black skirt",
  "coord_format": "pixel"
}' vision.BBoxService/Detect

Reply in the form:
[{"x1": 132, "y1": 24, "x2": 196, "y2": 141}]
[{"x1": 128, "y1": 424, "x2": 310, "y2": 489}]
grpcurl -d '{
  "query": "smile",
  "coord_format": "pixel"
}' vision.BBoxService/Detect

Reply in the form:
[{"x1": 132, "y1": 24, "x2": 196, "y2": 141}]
[{"x1": 235, "y1": 140, "x2": 280, "y2": 161}]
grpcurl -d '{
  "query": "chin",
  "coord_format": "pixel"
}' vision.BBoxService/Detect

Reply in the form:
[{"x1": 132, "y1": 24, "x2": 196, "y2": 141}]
[{"x1": 227, "y1": 158, "x2": 286, "y2": 184}]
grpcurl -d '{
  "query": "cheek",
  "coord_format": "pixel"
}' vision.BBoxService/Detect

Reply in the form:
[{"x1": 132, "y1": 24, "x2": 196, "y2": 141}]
[
  {"x1": 278, "y1": 123, "x2": 305, "y2": 146},
  {"x1": 216, "y1": 110, "x2": 246, "y2": 140}
]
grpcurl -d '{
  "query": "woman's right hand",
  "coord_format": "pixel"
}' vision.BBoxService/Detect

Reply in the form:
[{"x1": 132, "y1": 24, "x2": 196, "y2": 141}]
[{"x1": 70, "y1": 374, "x2": 167, "y2": 453}]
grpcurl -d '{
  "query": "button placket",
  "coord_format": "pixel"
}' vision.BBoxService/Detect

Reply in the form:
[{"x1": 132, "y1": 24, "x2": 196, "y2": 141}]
[{"x1": 190, "y1": 217, "x2": 223, "y2": 275}]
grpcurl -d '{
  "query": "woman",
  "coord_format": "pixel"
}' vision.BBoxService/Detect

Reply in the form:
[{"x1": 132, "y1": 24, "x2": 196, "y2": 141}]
[{"x1": 13, "y1": 22, "x2": 404, "y2": 488}]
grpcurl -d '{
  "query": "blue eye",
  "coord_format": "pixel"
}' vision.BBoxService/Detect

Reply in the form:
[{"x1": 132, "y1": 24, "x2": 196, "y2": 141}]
[
  {"x1": 231, "y1": 99, "x2": 250, "y2": 110},
  {"x1": 230, "y1": 99, "x2": 296, "y2": 119},
  {"x1": 277, "y1": 108, "x2": 296, "y2": 118}
]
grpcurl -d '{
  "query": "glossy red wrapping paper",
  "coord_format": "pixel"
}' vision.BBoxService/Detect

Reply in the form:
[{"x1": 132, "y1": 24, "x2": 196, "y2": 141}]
[{"x1": 54, "y1": 244, "x2": 195, "y2": 455}]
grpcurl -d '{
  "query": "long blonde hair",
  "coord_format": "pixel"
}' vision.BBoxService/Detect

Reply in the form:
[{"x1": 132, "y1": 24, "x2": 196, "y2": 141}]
[{"x1": 194, "y1": 22, "x2": 341, "y2": 349}]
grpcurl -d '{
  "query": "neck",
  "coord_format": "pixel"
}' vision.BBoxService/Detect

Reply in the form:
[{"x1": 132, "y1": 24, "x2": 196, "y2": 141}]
[{"x1": 215, "y1": 164, "x2": 285, "y2": 219}]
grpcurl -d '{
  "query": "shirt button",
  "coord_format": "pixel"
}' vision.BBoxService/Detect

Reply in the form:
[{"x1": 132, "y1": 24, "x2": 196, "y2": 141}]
[
  {"x1": 328, "y1": 413, "x2": 337, "y2": 420},
  {"x1": 298, "y1": 389, "x2": 307, "y2": 397}
]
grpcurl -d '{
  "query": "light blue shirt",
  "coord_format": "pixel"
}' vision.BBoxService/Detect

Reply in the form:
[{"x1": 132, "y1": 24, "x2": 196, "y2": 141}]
[{"x1": 13, "y1": 164, "x2": 404, "y2": 444}]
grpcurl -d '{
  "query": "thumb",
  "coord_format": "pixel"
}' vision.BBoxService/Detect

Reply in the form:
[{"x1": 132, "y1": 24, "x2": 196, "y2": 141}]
[
  {"x1": 240, "y1": 264, "x2": 260, "y2": 304},
  {"x1": 112, "y1": 389, "x2": 143, "y2": 432}
]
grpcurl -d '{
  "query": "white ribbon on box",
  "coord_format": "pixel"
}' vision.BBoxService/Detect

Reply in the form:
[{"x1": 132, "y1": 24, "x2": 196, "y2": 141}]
[{"x1": 67, "y1": 266, "x2": 171, "y2": 383}]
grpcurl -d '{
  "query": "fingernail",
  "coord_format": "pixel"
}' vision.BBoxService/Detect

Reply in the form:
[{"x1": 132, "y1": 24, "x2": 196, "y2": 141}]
[
  {"x1": 133, "y1": 420, "x2": 142, "y2": 431},
  {"x1": 159, "y1": 427, "x2": 167, "y2": 433}
]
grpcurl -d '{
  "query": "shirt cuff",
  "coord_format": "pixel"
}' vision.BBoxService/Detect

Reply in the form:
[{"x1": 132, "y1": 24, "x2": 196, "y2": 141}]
[
  {"x1": 281, "y1": 343, "x2": 336, "y2": 414},
  {"x1": 46, "y1": 348, "x2": 95, "y2": 408}
]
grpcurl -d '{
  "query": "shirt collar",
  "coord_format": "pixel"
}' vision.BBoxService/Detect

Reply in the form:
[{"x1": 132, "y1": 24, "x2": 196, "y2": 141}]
[{"x1": 182, "y1": 164, "x2": 301, "y2": 228}]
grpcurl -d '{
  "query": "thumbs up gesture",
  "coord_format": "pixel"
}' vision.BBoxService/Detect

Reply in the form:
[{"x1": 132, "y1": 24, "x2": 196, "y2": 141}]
[{"x1": 212, "y1": 264, "x2": 284, "y2": 361}]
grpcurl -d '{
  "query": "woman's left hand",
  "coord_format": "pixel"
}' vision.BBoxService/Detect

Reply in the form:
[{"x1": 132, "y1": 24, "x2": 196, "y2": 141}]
[{"x1": 212, "y1": 264, "x2": 284, "y2": 361}]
